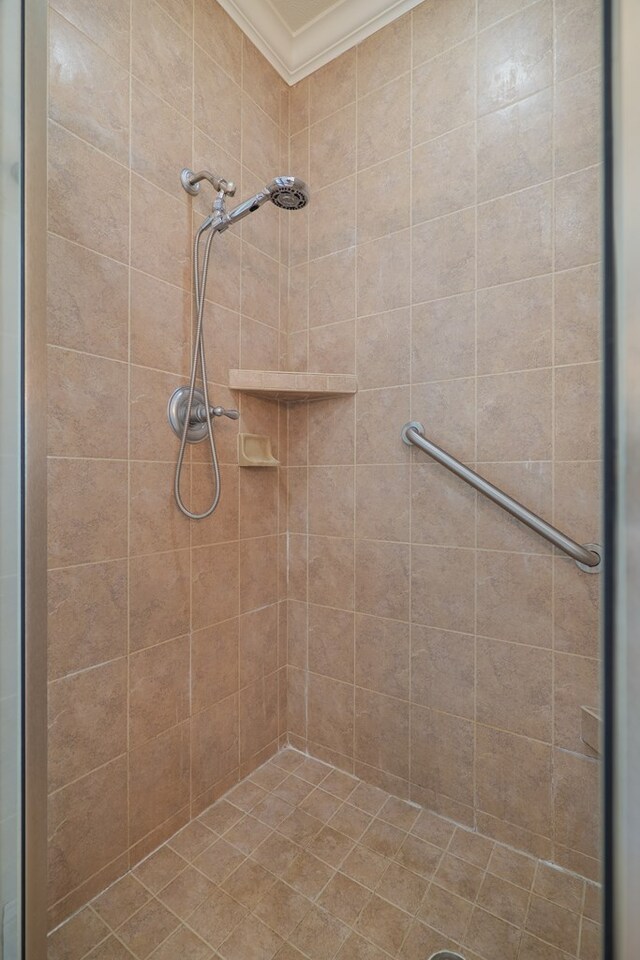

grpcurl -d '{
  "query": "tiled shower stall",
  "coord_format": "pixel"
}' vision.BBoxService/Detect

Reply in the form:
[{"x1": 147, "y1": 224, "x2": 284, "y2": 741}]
[{"x1": 46, "y1": 0, "x2": 603, "y2": 955}]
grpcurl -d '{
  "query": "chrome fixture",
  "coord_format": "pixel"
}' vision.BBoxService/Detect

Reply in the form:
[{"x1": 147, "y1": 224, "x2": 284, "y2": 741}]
[
  {"x1": 180, "y1": 168, "x2": 236, "y2": 197},
  {"x1": 171, "y1": 168, "x2": 309, "y2": 519},
  {"x1": 181, "y1": 171, "x2": 310, "y2": 233},
  {"x1": 168, "y1": 386, "x2": 238, "y2": 445},
  {"x1": 402, "y1": 421, "x2": 602, "y2": 572}
]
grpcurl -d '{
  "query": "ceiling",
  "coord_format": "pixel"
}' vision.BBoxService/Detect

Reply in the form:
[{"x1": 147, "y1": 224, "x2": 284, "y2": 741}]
[{"x1": 216, "y1": 0, "x2": 423, "y2": 85}]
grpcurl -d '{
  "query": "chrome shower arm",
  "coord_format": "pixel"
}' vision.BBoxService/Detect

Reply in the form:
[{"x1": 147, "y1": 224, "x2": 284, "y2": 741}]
[{"x1": 181, "y1": 168, "x2": 236, "y2": 197}]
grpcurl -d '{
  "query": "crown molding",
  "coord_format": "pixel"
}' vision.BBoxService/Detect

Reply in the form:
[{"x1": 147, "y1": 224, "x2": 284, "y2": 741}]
[{"x1": 216, "y1": 0, "x2": 424, "y2": 85}]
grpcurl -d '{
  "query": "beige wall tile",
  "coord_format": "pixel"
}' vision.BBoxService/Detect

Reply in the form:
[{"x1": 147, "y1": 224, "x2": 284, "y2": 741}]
[
  {"x1": 309, "y1": 321, "x2": 355, "y2": 375},
  {"x1": 47, "y1": 234, "x2": 129, "y2": 360},
  {"x1": 310, "y1": 177, "x2": 356, "y2": 259},
  {"x1": 554, "y1": 558, "x2": 600, "y2": 659},
  {"x1": 309, "y1": 248, "x2": 356, "y2": 327},
  {"x1": 48, "y1": 659, "x2": 127, "y2": 791},
  {"x1": 129, "y1": 723, "x2": 190, "y2": 844},
  {"x1": 412, "y1": 125, "x2": 476, "y2": 223},
  {"x1": 478, "y1": 182, "x2": 552, "y2": 287},
  {"x1": 476, "y1": 726, "x2": 552, "y2": 836},
  {"x1": 411, "y1": 625, "x2": 474, "y2": 719},
  {"x1": 49, "y1": 10, "x2": 129, "y2": 164},
  {"x1": 309, "y1": 466, "x2": 355, "y2": 537},
  {"x1": 554, "y1": 459, "x2": 601, "y2": 545},
  {"x1": 289, "y1": 78, "x2": 309, "y2": 135},
  {"x1": 356, "y1": 309, "x2": 411, "y2": 389},
  {"x1": 477, "y1": 89, "x2": 552, "y2": 202},
  {"x1": 310, "y1": 104, "x2": 356, "y2": 191},
  {"x1": 130, "y1": 548, "x2": 190, "y2": 650},
  {"x1": 555, "y1": 0, "x2": 602, "y2": 81},
  {"x1": 357, "y1": 14, "x2": 411, "y2": 95},
  {"x1": 411, "y1": 294, "x2": 475, "y2": 383},
  {"x1": 192, "y1": 620, "x2": 240, "y2": 713},
  {"x1": 412, "y1": 39, "x2": 476, "y2": 144},
  {"x1": 130, "y1": 365, "x2": 184, "y2": 462},
  {"x1": 477, "y1": 1, "x2": 553, "y2": 115},
  {"x1": 355, "y1": 465, "x2": 410, "y2": 542},
  {"x1": 308, "y1": 536, "x2": 354, "y2": 610},
  {"x1": 194, "y1": 44, "x2": 241, "y2": 158},
  {"x1": 307, "y1": 396, "x2": 354, "y2": 464},
  {"x1": 411, "y1": 546, "x2": 475, "y2": 633},
  {"x1": 309, "y1": 49, "x2": 356, "y2": 124},
  {"x1": 477, "y1": 275, "x2": 552, "y2": 374},
  {"x1": 131, "y1": 270, "x2": 191, "y2": 375},
  {"x1": 48, "y1": 458, "x2": 127, "y2": 567},
  {"x1": 131, "y1": 79, "x2": 192, "y2": 196},
  {"x1": 357, "y1": 154, "x2": 411, "y2": 245},
  {"x1": 357, "y1": 231, "x2": 411, "y2": 316},
  {"x1": 131, "y1": 175, "x2": 191, "y2": 288},
  {"x1": 478, "y1": 0, "x2": 531, "y2": 28},
  {"x1": 307, "y1": 674, "x2": 354, "y2": 756},
  {"x1": 411, "y1": 463, "x2": 476, "y2": 548},
  {"x1": 50, "y1": 0, "x2": 130, "y2": 66},
  {"x1": 411, "y1": 706, "x2": 474, "y2": 806},
  {"x1": 554, "y1": 362, "x2": 601, "y2": 460},
  {"x1": 411, "y1": 378, "x2": 476, "y2": 460},
  {"x1": 555, "y1": 166, "x2": 601, "y2": 271},
  {"x1": 48, "y1": 560, "x2": 127, "y2": 680},
  {"x1": 308, "y1": 604, "x2": 354, "y2": 683},
  {"x1": 240, "y1": 536, "x2": 278, "y2": 612},
  {"x1": 355, "y1": 614, "x2": 410, "y2": 700},
  {"x1": 554, "y1": 652, "x2": 599, "y2": 755},
  {"x1": 357, "y1": 75, "x2": 411, "y2": 170},
  {"x1": 553, "y1": 749, "x2": 600, "y2": 858},
  {"x1": 194, "y1": 0, "x2": 242, "y2": 83},
  {"x1": 242, "y1": 97, "x2": 280, "y2": 183},
  {"x1": 355, "y1": 540, "x2": 410, "y2": 621},
  {"x1": 355, "y1": 689, "x2": 410, "y2": 780},
  {"x1": 555, "y1": 67, "x2": 602, "y2": 177},
  {"x1": 413, "y1": 0, "x2": 475, "y2": 65},
  {"x1": 243, "y1": 36, "x2": 283, "y2": 124},
  {"x1": 47, "y1": 347, "x2": 128, "y2": 459},
  {"x1": 241, "y1": 604, "x2": 278, "y2": 685},
  {"x1": 239, "y1": 674, "x2": 279, "y2": 762},
  {"x1": 554, "y1": 263, "x2": 601, "y2": 365},
  {"x1": 49, "y1": 757, "x2": 128, "y2": 906},
  {"x1": 356, "y1": 386, "x2": 410, "y2": 464},
  {"x1": 48, "y1": 121, "x2": 129, "y2": 262},
  {"x1": 190, "y1": 463, "x2": 239, "y2": 546},
  {"x1": 129, "y1": 637, "x2": 189, "y2": 751},
  {"x1": 132, "y1": 0, "x2": 192, "y2": 117},
  {"x1": 477, "y1": 368, "x2": 552, "y2": 461},
  {"x1": 477, "y1": 551, "x2": 552, "y2": 646},
  {"x1": 477, "y1": 638, "x2": 552, "y2": 740},
  {"x1": 412, "y1": 208, "x2": 476, "y2": 303}
]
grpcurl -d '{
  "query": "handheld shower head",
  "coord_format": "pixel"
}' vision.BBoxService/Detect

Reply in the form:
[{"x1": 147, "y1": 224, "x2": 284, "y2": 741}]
[
  {"x1": 266, "y1": 176, "x2": 310, "y2": 210},
  {"x1": 221, "y1": 176, "x2": 310, "y2": 229}
]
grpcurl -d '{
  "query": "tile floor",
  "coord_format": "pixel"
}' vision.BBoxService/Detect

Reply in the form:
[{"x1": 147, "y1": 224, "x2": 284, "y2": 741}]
[{"x1": 48, "y1": 748, "x2": 601, "y2": 960}]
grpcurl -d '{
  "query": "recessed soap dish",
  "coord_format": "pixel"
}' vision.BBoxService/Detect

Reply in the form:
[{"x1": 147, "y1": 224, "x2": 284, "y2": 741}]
[{"x1": 238, "y1": 433, "x2": 279, "y2": 467}]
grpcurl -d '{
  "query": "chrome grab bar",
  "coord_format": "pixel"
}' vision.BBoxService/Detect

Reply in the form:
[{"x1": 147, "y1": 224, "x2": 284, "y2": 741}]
[{"x1": 401, "y1": 421, "x2": 602, "y2": 573}]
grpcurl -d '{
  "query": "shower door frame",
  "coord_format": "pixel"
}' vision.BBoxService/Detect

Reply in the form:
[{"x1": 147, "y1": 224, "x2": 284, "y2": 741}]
[
  {"x1": 608, "y1": 0, "x2": 640, "y2": 957},
  {"x1": 22, "y1": 0, "x2": 48, "y2": 955}
]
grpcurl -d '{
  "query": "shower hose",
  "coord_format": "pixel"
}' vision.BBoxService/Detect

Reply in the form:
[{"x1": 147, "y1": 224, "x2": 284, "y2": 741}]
[{"x1": 174, "y1": 219, "x2": 222, "y2": 519}]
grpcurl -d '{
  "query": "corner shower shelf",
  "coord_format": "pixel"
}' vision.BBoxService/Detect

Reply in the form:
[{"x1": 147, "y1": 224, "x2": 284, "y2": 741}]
[{"x1": 228, "y1": 369, "x2": 357, "y2": 402}]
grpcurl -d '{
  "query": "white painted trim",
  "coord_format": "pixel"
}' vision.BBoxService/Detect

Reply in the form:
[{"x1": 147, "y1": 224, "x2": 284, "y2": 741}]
[{"x1": 216, "y1": 0, "x2": 424, "y2": 85}]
